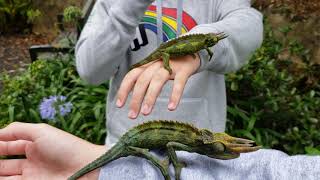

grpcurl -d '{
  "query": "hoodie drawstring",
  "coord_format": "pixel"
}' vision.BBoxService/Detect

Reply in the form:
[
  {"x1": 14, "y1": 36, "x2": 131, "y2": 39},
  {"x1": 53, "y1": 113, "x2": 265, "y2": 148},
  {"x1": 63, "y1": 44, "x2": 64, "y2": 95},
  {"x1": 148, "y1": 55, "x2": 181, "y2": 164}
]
[
  {"x1": 156, "y1": 0, "x2": 183, "y2": 45},
  {"x1": 156, "y1": 0, "x2": 163, "y2": 46},
  {"x1": 176, "y1": 0, "x2": 183, "y2": 37}
]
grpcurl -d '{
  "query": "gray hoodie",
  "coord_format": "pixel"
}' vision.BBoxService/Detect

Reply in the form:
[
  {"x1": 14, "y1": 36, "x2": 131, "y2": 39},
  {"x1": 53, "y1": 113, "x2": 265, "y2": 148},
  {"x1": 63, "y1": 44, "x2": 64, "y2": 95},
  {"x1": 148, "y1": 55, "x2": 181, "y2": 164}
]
[
  {"x1": 98, "y1": 149, "x2": 320, "y2": 180},
  {"x1": 75, "y1": 0, "x2": 263, "y2": 147}
]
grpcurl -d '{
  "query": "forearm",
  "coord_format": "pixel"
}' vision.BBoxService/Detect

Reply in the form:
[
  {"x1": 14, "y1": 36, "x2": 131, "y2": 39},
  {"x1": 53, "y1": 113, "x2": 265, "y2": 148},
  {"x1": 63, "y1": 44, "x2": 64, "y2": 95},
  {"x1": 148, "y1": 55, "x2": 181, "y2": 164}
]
[
  {"x1": 76, "y1": 0, "x2": 154, "y2": 85},
  {"x1": 189, "y1": 0, "x2": 263, "y2": 74}
]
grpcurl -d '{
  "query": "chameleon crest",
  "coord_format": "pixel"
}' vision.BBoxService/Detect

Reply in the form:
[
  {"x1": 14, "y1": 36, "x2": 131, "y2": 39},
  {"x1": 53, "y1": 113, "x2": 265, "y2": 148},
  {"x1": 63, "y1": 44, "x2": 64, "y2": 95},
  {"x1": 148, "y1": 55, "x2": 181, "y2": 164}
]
[{"x1": 130, "y1": 33, "x2": 227, "y2": 74}]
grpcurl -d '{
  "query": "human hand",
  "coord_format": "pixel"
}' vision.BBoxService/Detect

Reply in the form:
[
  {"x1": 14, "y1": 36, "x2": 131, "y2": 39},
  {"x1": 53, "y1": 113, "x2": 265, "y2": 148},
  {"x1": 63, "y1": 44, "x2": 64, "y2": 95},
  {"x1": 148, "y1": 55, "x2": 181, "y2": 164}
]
[
  {"x1": 116, "y1": 54, "x2": 200, "y2": 119},
  {"x1": 0, "y1": 122, "x2": 105, "y2": 180}
]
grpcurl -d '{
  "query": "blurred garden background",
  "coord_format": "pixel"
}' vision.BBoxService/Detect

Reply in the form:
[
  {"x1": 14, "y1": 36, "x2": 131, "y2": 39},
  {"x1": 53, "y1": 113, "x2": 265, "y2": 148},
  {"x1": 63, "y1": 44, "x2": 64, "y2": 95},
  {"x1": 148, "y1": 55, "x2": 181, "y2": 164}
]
[{"x1": 0, "y1": 0, "x2": 319, "y2": 155}]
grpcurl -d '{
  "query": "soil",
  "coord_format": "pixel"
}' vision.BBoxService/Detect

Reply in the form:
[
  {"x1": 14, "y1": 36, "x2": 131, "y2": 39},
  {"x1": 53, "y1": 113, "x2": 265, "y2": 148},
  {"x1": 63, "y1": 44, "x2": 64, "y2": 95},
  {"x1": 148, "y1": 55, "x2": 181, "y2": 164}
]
[{"x1": 0, "y1": 34, "x2": 49, "y2": 75}]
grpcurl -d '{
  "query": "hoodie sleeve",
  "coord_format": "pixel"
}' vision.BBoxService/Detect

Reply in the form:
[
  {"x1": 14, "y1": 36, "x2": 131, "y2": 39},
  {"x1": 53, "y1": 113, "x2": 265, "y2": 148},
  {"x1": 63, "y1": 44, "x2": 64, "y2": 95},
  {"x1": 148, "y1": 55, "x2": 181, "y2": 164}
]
[
  {"x1": 75, "y1": 0, "x2": 154, "y2": 85},
  {"x1": 188, "y1": 0, "x2": 263, "y2": 74},
  {"x1": 98, "y1": 149, "x2": 320, "y2": 180}
]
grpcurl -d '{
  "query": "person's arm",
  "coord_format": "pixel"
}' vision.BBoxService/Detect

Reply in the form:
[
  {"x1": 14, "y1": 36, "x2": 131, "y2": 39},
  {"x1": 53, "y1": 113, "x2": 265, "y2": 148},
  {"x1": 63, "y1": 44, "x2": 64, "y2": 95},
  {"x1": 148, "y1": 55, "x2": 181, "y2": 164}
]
[
  {"x1": 76, "y1": 0, "x2": 154, "y2": 85},
  {"x1": 0, "y1": 122, "x2": 106, "y2": 179},
  {"x1": 189, "y1": 0, "x2": 263, "y2": 73}
]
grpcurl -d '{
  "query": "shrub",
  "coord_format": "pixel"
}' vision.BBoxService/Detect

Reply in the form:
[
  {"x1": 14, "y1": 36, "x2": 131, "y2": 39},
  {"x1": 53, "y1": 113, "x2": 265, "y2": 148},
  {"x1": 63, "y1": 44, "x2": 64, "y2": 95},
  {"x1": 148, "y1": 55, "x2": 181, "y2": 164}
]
[
  {"x1": 63, "y1": 5, "x2": 82, "y2": 23},
  {"x1": 0, "y1": 0, "x2": 41, "y2": 33},
  {"x1": 225, "y1": 21, "x2": 320, "y2": 155},
  {"x1": 0, "y1": 55, "x2": 108, "y2": 144}
]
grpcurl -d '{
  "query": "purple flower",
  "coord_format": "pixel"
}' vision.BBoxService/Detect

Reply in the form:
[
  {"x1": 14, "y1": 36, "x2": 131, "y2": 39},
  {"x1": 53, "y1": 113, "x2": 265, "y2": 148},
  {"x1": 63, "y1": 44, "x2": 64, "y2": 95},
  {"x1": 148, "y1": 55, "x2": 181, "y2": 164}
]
[{"x1": 39, "y1": 95, "x2": 73, "y2": 120}]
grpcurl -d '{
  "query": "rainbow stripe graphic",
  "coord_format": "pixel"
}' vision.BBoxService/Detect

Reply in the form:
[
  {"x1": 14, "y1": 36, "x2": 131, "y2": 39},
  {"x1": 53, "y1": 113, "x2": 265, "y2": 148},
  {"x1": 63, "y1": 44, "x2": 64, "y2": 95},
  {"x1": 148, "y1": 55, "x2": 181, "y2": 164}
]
[{"x1": 142, "y1": 5, "x2": 197, "y2": 42}]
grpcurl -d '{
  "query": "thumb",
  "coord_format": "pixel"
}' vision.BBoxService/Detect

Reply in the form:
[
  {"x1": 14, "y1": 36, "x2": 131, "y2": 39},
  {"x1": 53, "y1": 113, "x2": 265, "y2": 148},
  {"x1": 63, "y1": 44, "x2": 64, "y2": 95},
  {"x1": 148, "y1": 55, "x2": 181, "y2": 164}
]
[{"x1": 0, "y1": 122, "x2": 43, "y2": 141}]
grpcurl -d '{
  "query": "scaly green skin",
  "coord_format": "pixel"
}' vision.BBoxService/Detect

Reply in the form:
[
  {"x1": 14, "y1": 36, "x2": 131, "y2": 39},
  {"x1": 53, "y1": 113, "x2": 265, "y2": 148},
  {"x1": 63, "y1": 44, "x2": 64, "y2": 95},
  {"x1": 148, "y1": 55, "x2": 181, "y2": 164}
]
[
  {"x1": 130, "y1": 33, "x2": 227, "y2": 74},
  {"x1": 68, "y1": 120, "x2": 260, "y2": 180}
]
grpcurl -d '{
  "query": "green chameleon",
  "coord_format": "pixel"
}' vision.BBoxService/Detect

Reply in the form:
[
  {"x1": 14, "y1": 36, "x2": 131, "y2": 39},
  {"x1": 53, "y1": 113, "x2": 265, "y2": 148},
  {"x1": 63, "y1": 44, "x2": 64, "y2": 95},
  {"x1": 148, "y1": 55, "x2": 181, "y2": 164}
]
[
  {"x1": 130, "y1": 33, "x2": 227, "y2": 74},
  {"x1": 68, "y1": 120, "x2": 260, "y2": 180}
]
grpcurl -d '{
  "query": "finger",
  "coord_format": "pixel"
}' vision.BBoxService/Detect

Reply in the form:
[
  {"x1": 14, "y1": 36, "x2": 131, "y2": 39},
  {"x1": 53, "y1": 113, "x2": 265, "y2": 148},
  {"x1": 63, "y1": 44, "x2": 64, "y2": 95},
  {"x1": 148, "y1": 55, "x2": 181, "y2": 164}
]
[
  {"x1": 0, "y1": 140, "x2": 31, "y2": 156},
  {"x1": 129, "y1": 63, "x2": 162, "y2": 119},
  {"x1": 168, "y1": 72, "x2": 189, "y2": 111},
  {"x1": 0, "y1": 159, "x2": 26, "y2": 175},
  {"x1": 116, "y1": 68, "x2": 145, "y2": 108},
  {"x1": 0, "y1": 122, "x2": 42, "y2": 141},
  {"x1": 0, "y1": 176, "x2": 22, "y2": 180},
  {"x1": 142, "y1": 68, "x2": 170, "y2": 115}
]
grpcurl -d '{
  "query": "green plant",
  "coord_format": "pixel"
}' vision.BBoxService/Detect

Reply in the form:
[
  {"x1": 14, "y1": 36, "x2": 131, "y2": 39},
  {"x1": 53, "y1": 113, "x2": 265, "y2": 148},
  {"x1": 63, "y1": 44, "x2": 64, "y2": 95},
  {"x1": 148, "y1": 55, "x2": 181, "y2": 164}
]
[
  {"x1": 0, "y1": 55, "x2": 108, "y2": 144},
  {"x1": 63, "y1": 5, "x2": 82, "y2": 22},
  {"x1": 0, "y1": 0, "x2": 41, "y2": 33},
  {"x1": 63, "y1": 5, "x2": 83, "y2": 31},
  {"x1": 26, "y1": 8, "x2": 41, "y2": 23},
  {"x1": 225, "y1": 20, "x2": 320, "y2": 155}
]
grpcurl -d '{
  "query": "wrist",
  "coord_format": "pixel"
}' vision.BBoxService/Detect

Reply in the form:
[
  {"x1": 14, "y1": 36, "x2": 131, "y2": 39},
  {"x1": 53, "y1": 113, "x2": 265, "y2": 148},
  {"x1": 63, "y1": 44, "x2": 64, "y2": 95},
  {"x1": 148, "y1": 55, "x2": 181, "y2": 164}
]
[
  {"x1": 79, "y1": 145, "x2": 106, "y2": 180},
  {"x1": 195, "y1": 50, "x2": 209, "y2": 73},
  {"x1": 79, "y1": 169, "x2": 101, "y2": 180}
]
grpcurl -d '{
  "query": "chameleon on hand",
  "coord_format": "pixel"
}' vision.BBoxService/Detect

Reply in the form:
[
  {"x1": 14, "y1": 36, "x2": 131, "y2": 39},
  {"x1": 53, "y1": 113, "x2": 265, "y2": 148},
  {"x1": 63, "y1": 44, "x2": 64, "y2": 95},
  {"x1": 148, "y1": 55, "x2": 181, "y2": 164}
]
[
  {"x1": 130, "y1": 33, "x2": 227, "y2": 74},
  {"x1": 68, "y1": 120, "x2": 260, "y2": 180}
]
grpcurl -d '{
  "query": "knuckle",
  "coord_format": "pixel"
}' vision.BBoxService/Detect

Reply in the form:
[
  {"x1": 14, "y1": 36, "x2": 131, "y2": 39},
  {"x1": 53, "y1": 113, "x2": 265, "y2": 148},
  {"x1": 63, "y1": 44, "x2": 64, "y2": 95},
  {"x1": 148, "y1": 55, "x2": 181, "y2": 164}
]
[
  {"x1": 171, "y1": 94, "x2": 180, "y2": 102},
  {"x1": 117, "y1": 87, "x2": 126, "y2": 97},
  {"x1": 37, "y1": 123, "x2": 49, "y2": 130},
  {"x1": 0, "y1": 161, "x2": 5, "y2": 170},
  {"x1": 159, "y1": 67, "x2": 170, "y2": 75},
  {"x1": 135, "y1": 78, "x2": 148, "y2": 89},
  {"x1": 153, "y1": 72, "x2": 165, "y2": 82},
  {"x1": 130, "y1": 93, "x2": 141, "y2": 104},
  {"x1": 124, "y1": 70, "x2": 139, "y2": 83},
  {"x1": 144, "y1": 97, "x2": 154, "y2": 105},
  {"x1": 174, "y1": 84, "x2": 184, "y2": 92},
  {"x1": 133, "y1": 84, "x2": 143, "y2": 93},
  {"x1": 129, "y1": 100, "x2": 139, "y2": 110},
  {"x1": 8, "y1": 122, "x2": 22, "y2": 128},
  {"x1": 123, "y1": 74, "x2": 135, "y2": 84},
  {"x1": 129, "y1": 67, "x2": 141, "y2": 74}
]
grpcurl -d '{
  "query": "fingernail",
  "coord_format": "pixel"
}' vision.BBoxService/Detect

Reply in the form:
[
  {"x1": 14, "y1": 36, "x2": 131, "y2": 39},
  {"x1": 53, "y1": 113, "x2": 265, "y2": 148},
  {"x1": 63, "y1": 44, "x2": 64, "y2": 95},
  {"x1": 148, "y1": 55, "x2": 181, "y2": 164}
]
[
  {"x1": 141, "y1": 104, "x2": 151, "y2": 115},
  {"x1": 116, "y1": 99, "x2": 122, "y2": 107},
  {"x1": 168, "y1": 102, "x2": 176, "y2": 110},
  {"x1": 128, "y1": 110, "x2": 137, "y2": 119}
]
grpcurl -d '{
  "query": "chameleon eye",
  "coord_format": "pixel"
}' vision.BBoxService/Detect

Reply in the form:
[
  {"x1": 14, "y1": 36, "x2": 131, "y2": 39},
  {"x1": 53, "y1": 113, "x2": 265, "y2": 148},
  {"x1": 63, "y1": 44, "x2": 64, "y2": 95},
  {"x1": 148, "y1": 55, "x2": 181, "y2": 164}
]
[{"x1": 212, "y1": 142, "x2": 225, "y2": 152}]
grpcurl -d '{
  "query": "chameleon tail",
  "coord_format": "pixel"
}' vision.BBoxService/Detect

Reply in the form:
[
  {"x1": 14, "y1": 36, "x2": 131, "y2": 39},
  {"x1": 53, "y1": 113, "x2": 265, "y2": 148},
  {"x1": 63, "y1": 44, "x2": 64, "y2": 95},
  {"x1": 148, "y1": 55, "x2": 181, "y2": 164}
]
[{"x1": 68, "y1": 144, "x2": 125, "y2": 180}]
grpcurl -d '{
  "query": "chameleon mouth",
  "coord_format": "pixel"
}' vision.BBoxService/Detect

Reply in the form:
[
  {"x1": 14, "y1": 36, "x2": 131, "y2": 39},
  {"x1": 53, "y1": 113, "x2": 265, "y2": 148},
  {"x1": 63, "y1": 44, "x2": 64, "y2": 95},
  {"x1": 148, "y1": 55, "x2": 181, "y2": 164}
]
[
  {"x1": 226, "y1": 137, "x2": 261, "y2": 154},
  {"x1": 207, "y1": 151, "x2": 240, "y2": 160}
]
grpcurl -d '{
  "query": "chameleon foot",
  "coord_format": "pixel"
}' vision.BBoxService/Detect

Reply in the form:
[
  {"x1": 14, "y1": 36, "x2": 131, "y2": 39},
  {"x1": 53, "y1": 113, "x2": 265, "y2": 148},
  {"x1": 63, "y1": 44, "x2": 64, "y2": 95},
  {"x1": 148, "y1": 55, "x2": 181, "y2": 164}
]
[
  {"x1": 127, "y1": 146, "x2": 171, "y2": 180},
  {"x1": 161, "y1": 156, "x2": 170, "y2": 169},
  {"x1": 166, "y1": 142, "x2": 193, "y2": 180},
  {"x1": 161, "y1": 52, "x2": 173, "y2": 74},
  {"x1": 173, "y1": 161, "x2": 186, "y2": 180}
]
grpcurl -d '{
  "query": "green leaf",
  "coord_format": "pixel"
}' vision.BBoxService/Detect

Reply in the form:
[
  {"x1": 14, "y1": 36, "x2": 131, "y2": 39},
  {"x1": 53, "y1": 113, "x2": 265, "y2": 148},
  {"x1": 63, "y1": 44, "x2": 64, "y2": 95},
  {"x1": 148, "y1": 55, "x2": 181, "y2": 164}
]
[
  {"x1": 29, "y1": 109, "x2": 41, "y2": 123},
  {"x1": 69, "y1": 112, "x2": 82, "y2": 131},
  {"x1": 305, "y1": 147, "x2": 320, "y2": 156},
  {"x1": 247, "y1": 116, "x2": 256, "y2": 132},
  {"x1": 230, "y1": 82, "x2": 238, "y2": 91},
  {"x1": 8, "y1": 105, "x2": 14, "y2": 121}
]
